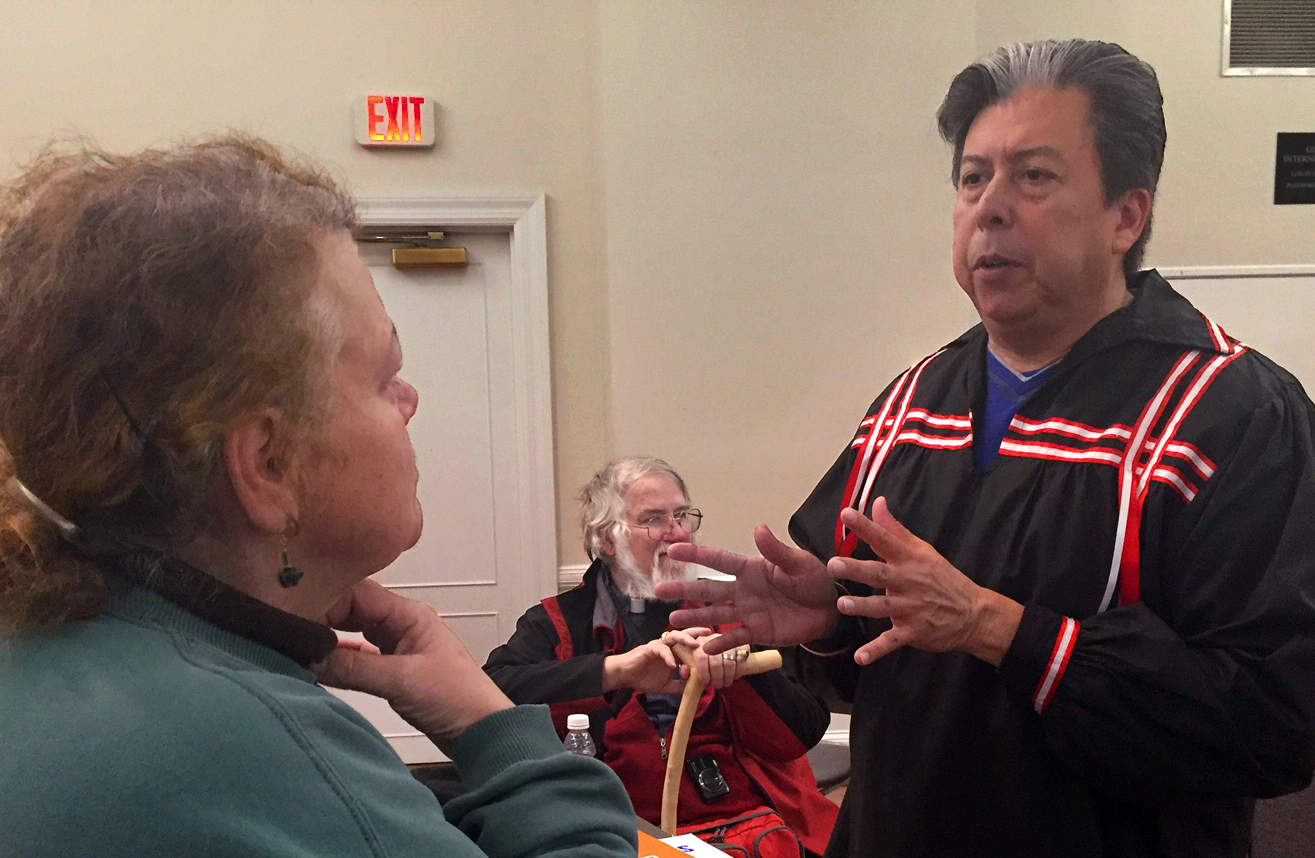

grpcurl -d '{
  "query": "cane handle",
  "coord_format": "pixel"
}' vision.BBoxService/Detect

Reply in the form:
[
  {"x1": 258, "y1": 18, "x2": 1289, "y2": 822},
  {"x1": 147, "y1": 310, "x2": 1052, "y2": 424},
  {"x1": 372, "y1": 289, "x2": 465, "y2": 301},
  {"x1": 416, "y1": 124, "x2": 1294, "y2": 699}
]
[{"x1": 658, "y1": 640, "x2": 781, "y2": 834}]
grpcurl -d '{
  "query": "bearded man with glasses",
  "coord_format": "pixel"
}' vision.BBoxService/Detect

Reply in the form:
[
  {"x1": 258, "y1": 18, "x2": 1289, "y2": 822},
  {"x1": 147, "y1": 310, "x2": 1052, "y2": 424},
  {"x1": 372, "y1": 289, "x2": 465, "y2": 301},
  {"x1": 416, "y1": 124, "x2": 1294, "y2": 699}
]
[{"x1": 485, "y1": 456, "x2": 838, "y2": 858}]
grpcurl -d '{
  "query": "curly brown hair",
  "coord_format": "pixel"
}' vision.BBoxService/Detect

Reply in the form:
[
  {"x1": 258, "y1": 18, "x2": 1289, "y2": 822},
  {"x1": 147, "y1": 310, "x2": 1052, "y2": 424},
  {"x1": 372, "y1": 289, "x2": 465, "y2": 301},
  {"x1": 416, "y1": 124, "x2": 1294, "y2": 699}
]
[{"x1": 0, "y1": 135, "x2": 356, "y2": 632}]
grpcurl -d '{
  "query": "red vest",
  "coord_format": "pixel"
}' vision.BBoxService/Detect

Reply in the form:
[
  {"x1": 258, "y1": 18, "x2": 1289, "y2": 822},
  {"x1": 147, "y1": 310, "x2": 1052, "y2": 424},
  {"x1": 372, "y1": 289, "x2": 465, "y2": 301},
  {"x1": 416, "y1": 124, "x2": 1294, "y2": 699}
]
[{"x1": 543, "y1": 596, "x2": 839, "y2": 854}]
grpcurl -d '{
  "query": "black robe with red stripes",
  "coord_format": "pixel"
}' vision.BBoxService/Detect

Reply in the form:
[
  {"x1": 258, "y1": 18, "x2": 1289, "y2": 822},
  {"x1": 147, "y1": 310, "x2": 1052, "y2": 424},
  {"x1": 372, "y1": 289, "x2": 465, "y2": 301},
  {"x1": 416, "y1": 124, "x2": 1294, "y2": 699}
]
[{"x1": 789, "y1": 270, "x2": 1315, "y2": 858}]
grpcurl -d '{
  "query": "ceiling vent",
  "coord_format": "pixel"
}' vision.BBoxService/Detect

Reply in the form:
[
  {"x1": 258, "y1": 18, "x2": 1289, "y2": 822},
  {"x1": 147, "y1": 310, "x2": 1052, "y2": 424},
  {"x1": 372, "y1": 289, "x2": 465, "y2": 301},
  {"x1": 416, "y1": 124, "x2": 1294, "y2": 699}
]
[{"x1": 1224, "y1": 0, "x2": 1315, "y2": 75}]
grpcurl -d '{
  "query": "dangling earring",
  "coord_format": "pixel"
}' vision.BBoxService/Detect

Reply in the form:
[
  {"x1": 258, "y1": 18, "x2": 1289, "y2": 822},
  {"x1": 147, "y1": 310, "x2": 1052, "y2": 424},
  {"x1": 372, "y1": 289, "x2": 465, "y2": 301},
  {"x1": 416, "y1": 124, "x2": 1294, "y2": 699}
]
[{"x1": 278, "y1": 533, "x2": 303, "y2": 588}]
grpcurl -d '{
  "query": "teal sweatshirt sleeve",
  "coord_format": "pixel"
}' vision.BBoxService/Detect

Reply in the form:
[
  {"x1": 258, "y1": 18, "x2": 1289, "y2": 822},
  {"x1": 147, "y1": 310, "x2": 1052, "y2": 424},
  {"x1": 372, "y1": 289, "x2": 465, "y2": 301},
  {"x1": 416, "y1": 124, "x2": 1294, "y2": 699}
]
[{"x1": 445, "y1": 705, "x2": 639, "y2": 858}]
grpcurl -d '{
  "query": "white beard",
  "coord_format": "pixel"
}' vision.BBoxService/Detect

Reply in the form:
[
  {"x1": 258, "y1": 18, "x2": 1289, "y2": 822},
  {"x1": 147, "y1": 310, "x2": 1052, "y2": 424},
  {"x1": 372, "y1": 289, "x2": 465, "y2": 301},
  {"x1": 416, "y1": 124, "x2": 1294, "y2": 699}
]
[{"x1": 610, "y1": 538, "x2": 695, "y2": 601}]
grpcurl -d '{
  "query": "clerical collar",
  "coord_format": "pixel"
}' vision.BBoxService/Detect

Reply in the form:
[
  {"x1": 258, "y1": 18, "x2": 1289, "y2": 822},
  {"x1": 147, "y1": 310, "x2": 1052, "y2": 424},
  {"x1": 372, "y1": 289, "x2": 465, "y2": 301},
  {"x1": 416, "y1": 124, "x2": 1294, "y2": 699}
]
[{"x1": 102, "y1": 551, "x2": 338, "y2": 668}]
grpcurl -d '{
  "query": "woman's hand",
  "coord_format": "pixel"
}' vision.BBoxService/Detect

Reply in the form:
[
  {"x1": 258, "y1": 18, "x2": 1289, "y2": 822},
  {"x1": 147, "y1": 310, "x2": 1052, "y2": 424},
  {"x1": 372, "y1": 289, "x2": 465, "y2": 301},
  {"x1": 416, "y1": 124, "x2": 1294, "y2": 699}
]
[{"x1": 313, "y1": 579, "x2": 513, "y2": 755}]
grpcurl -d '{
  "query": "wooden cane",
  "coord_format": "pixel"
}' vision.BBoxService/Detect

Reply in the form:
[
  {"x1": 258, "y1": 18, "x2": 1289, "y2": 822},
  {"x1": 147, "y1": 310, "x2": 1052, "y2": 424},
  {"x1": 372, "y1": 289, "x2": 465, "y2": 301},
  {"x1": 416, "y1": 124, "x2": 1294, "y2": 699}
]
[{"x1": 659, "y1": 640, "x2": 783, "y2": 835}]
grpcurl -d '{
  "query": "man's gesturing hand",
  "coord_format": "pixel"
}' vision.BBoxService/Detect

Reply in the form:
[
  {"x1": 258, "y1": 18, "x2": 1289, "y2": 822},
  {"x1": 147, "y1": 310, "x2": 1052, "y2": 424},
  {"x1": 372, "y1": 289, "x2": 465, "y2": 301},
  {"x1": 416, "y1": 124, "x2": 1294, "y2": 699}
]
[
  {"x1": 830, "y1": 499, "x2": 1023, "y2": 667},
  {"x1": 654, "y1": 524, "x2": 841, "y2": 655}
]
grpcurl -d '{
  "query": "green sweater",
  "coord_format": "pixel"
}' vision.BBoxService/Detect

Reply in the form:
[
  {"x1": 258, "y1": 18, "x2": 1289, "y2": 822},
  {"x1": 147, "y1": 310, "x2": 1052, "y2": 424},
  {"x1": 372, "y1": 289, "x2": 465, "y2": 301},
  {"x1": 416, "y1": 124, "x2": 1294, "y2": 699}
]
[{"x1": 0, "y1": 584, "x2": 638, "y2": 857}]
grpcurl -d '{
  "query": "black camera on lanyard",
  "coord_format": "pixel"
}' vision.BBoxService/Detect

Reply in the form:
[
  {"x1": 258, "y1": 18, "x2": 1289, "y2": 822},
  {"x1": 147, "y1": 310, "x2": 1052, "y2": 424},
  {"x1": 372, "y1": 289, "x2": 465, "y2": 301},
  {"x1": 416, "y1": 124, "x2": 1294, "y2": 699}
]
[{"x1": 685, "y1": 754, "x2": 731, "y2": 802}]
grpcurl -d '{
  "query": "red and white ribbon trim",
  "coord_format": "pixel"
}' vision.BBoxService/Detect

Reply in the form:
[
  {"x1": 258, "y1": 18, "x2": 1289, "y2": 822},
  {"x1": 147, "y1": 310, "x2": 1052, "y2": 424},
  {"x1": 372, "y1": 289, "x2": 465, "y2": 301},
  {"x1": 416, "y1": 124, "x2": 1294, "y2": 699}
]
[
  {"x1": 1032, "y1": 616, "x2": 1080, "y2": 714},
  {"x1": 836, "y1": 350, "x2": 946, "y2": 555},
  {"x1": 1108, "y1": 339, "x2": 1247, "y2": 609},
  {"x1": 1100, "y1": 350, "x2": 1201, "y2": 610}
]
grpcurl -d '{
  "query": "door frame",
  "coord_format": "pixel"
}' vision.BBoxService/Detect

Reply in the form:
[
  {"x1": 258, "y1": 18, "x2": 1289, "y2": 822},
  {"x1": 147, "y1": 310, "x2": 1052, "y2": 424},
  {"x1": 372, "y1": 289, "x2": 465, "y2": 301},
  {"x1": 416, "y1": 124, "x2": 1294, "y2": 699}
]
[{"x1": 357, "y1": 195, "x2": 558, "y2": 605}]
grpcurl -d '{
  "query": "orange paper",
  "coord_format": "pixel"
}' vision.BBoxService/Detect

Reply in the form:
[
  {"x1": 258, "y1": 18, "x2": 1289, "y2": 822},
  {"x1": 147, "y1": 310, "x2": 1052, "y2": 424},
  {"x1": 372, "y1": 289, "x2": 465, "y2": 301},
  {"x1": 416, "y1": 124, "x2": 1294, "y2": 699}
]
[{"x1": 637, "y1": 829, "x2": 691, "y2": 858}]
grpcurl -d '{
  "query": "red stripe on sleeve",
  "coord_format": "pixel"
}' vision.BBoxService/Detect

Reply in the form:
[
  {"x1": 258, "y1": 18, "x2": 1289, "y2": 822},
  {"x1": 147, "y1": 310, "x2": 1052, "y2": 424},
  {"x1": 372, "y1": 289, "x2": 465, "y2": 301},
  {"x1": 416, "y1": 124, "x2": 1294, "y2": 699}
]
[{"x1": 1032, "y1": 617, "x2": 1080, "y2": 715}]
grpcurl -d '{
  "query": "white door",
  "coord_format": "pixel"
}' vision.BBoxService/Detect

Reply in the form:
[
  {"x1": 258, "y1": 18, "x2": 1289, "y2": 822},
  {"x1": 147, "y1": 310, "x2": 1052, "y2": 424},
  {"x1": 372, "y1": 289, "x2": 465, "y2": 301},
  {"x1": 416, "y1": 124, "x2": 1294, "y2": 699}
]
[{"x1": 328, "y1": 220, "x2": 556, "y2": 764}]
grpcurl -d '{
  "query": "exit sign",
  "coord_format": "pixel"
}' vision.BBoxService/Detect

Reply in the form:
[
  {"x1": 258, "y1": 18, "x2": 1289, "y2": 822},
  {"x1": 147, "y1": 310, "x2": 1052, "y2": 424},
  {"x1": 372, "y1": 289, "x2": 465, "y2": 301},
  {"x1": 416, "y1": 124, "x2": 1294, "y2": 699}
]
[{"x1": 354, "y1": 95, "x2": 436, "y2": 148}]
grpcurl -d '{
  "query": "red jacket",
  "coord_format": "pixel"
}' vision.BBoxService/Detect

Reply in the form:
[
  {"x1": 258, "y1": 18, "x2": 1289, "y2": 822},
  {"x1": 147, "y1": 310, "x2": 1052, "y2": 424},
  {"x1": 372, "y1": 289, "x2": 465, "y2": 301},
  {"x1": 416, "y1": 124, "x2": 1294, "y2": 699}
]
[{"x1": 483, "y1": 559, "x2": 839, "y2": 853}]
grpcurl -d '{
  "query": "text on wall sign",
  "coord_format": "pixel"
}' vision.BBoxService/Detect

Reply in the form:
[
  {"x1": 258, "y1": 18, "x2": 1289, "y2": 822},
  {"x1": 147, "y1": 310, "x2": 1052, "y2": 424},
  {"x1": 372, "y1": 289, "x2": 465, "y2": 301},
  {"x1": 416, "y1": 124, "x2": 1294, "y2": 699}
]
[{"x1": 354, "y1": 95, "x2": 436, "y2": 148}]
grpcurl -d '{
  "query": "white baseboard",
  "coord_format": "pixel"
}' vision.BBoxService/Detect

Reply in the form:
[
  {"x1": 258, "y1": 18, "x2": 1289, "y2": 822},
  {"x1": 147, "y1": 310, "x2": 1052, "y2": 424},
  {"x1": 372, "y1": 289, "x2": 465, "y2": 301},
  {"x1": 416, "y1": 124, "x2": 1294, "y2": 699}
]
[
  {"x1": 559, "y1": 563, "x2": 589, "y2": 591},
  {"x1": 558, "y1": 563, "x2": 735, "y2": 592},
  {"x1": 823, "y1": 713, "x2": 850, "y2": 746}
]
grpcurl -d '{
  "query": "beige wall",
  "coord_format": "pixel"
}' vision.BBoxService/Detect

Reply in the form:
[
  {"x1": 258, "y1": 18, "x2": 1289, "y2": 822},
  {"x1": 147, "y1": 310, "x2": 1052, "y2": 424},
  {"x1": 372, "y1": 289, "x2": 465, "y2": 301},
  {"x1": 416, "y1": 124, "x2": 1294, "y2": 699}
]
[
  {"x1": 2, "y1": 2, "x2": 1310, "y2": 567},
  {"x1": 975, "y1": 0, "x2": 1315, "y2": 267},
  {"x1": 597, "y1": 2, "x2": 977, "y2": 554},
  {"x1": 0, "y1": 0, "x2": 611, "y2": 564}
]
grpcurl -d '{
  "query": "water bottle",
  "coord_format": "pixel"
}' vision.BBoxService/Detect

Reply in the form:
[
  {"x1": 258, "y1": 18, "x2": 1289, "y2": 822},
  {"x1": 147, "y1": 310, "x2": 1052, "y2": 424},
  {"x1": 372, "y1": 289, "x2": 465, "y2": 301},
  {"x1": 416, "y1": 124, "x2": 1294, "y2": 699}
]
[{"x1": 563, "y1": 713, "x2": 597, "y2": 757}]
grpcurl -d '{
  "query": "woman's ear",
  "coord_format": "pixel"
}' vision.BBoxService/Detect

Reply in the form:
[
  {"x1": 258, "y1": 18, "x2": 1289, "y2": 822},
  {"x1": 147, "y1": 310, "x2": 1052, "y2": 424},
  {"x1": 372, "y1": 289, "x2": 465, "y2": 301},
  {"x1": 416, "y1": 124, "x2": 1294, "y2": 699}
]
[{"x1": 222, "y1": 409, "x2": 298, "y2": 534}]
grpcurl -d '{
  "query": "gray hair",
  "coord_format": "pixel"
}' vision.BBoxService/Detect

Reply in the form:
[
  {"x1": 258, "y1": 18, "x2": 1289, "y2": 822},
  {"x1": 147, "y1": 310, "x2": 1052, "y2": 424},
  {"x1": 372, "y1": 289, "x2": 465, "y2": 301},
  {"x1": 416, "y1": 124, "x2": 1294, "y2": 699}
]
[
  {"x1": 936, "y1": 39, "x2": 1166, "y2": 279},
  {"x1": 579, "y1": 456, "x2": 688, "y2": 561}
]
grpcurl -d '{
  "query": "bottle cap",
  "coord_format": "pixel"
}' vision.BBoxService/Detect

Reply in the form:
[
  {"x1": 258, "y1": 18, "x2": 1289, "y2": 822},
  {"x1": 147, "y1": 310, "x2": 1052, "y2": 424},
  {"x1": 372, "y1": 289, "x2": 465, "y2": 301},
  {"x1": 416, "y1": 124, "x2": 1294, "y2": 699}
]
[{"x1": 566, "y1": 713, "x2": 589, "y2": 731}]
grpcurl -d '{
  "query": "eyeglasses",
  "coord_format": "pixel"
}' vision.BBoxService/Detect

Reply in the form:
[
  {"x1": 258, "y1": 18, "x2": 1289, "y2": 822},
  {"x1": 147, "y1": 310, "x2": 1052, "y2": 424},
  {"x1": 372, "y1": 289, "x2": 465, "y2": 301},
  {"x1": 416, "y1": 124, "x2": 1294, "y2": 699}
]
[{"x1": 624, "y1": 509, "x2": 703, "y2": 540}]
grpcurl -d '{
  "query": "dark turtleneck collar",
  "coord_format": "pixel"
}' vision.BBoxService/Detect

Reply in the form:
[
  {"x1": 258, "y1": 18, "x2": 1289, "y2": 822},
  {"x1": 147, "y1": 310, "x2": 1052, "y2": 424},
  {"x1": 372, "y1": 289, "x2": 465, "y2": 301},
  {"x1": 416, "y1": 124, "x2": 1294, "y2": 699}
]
[{"x1": 102, "y1": 551, "x2": 338, "y2": 668}]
